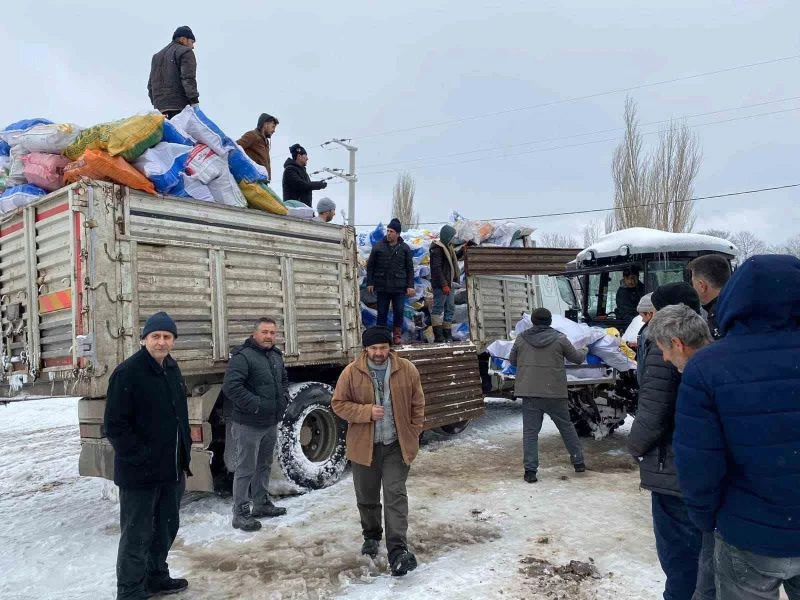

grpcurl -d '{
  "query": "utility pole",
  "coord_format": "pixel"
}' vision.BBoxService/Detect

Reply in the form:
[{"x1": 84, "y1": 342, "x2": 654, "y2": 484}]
[{"x1": 320, "y1": 139, "x2": 358, "y2": 226}]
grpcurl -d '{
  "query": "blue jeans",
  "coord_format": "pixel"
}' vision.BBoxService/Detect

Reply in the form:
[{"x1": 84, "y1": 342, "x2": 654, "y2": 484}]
[
  {"x1": 377, "y1": 292, "x2": 406, "y2": 330},
  {"x1": 715, "y1": 533, "x2": 800, "y2": 600},
  {"x1": 431, "y1": 287, "x2": 455, "y2": 325},
  {"x1": 651, "y1": 492, "x2": 704, "y2": 600}
]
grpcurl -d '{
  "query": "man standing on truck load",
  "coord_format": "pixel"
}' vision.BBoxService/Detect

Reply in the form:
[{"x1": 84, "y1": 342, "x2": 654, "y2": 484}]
[
  {"x1": 331, "y1": 326, "x2": 425, "y2": 576},
  {"x1": 238, "y1": 113, "x2": 279, "y2": 181},
  {"x1": 282, "y1": 144, "x2": 328, "y2": 207},
  {"x1": 509, "y1": 307, "x2": 588, "y2": 483},
  {"x1": 222, "y1": 317, "x2": 289, "y2": 532},
  {"x1": 148, "y1": 26, "x2": 200, "y2": 119},
  {"x1": 687, "y1": 254, "x2": 731, "y2": 340},
  {"x1": 366, "y1": 218, "x2": 415, "y2": 346},
  {"x1": 627, "y1": 282, "x2": 715, "y2": 600},
  {"x1": 314, "y1": 197, "x2": 336, "y2": 223},
  {"x1": 104, "y1": 311, "x2": 191, "y2": 599},
  {"x1": 673, "y1": 255, "x2": 800, "y2": 599},
  {"x1": 429, "y1": 224, "x2": 460, "y2": 343},
  {"x1": 615, "y1": 265, "x2": 645, "y2": 326}
]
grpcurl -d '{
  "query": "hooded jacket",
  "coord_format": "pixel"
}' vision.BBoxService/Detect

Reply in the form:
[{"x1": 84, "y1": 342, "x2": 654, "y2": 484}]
[
  {"x1": 281, "y1": 157, "x2": 326, "y2": 207},
  {"x1": 509, "y1": 325, "x2": 587, "y2": 399},
  {"x1": 674, "y1": 255, "x2": 800, "y2": 557},
  {"x1": 429, "y1": 227, "x2": 460, "y2": 289},
  {"x1": 238, "y1": 130, "x2": 272, "y2": 180},
  {"x1": 147, "y1": 41, "x2": 199, "y2": 113}
]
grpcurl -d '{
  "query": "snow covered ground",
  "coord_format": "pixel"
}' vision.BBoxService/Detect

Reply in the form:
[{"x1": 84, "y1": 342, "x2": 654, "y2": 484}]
[{"x1": 0, "y1": 397, "x2": 668, "y2": 599}]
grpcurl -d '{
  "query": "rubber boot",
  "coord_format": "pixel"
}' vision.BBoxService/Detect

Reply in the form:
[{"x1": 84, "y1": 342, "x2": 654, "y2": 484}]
[
  {"x1": 392, "y1": 326, "x2": 403, "y2": 346},
  {"x1": 442, "y1": 323, "x2": 454, "y2": 342},
  {"x1": 432, "y1": 325, "x2": 445, "y2": 343},
  {"x1": 232, "y1": 504, "x2": 262, "y2": 531}
]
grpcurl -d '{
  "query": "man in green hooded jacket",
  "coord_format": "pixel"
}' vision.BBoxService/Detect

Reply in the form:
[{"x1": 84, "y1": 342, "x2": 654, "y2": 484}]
[{"x1": 429, "y1": 225, "x2": 460, "y2": 342}]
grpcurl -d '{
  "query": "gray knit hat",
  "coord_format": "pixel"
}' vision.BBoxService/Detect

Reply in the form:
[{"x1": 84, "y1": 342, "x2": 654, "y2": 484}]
[
  {"x1": 636, "y1": 293, "x2": 655, "y2": 313},
  {"x1": 317, "y1": 197, "x2": 336, "y2": 213}
]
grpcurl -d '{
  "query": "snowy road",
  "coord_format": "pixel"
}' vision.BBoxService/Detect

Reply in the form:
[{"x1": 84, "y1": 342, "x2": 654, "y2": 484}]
[{"x1": 0, "y1": 398, "x2": 666, "y2": 599}]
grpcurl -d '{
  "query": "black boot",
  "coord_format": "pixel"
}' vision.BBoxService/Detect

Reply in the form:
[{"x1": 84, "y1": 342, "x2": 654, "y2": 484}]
[
  {"x1": 524, "y1": 470, "x2": 538, "y2": 483},
  {"x1": 442, "y1": 323, "x2": 454, "y2": 342},
  {"x1": 232, "y1": 504, "x2": 262, "y2": 531},
  {"x1": 251, "y1": 499, "x2": 287, "y2": 518},
  {"x1": 146, "y1": 576, "x2": 189, "y2": 597},
  {"x1": 432, "y1": 325, "x2": 445, "y2": 343},
  {"x1": 390, "y1": 549, "x2": 418, "y2": 576},
  {"x1": 361, "y1": 538, "x2": 381, "y2": 558},
  {"x1": 574, "y1": 463, "x2": 586, "y2": 473}
]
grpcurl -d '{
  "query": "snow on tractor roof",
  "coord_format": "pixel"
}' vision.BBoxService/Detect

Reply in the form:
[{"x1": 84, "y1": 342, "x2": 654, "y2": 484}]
[{"x1": 576, "y1": 227, "x2": 738, "y2": 262}]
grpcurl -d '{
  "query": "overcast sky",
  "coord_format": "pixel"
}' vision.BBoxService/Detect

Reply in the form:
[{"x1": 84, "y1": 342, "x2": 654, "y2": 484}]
[{"x1": 3, "y1": 1, "x2": 798, "y2": 245}]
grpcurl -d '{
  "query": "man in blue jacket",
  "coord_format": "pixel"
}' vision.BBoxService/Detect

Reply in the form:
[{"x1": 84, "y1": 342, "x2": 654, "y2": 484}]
[{"x1": 674, "y1": 255, "x2": 800, "y2": 599}]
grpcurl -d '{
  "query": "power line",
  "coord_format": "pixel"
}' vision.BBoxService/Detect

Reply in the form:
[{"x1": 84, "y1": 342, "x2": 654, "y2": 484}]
[
  {"x1": 358, "y1": 95, "x2": 800, "y2": 171},
  {"x1": 352, "y1": 54, "x2": 800, "y2": 140},
  {"x1": 354, "y1": 183, "x2": 800, "y2": 227},
  {"x1": 356, "y1": 106, "x2": 800, "y2": 177}
]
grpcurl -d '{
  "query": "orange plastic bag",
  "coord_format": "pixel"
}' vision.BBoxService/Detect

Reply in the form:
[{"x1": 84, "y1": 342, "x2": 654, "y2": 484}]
[{"x1": 63, "y1": 149, "x2": 155, "y2": 194}]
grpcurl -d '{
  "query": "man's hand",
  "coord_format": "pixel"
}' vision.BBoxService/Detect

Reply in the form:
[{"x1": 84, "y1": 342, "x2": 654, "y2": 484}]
[
  {"x1": 320, "y1": 181, "x2": 328, "y2": 188},
  {"x1": 406, "y1": 287, "x2": 416, "y2": 298},
  {"x1": 442, "y1": 285, "x2": 451, "y2": 296},
  {"x1": 371, "y1": 405, "x2": 385, "y2": 421},
  {"x1": 367, "y1": 286, "x2": 374, "y2": 294}
]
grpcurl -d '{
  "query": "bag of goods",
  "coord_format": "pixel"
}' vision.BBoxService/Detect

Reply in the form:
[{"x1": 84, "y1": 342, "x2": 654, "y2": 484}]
[
  {"x1": 133, "y1": 143, "x2": 190, "y2": 195},
  {"x1": 0, "y1": 118, "x2": 53, "y2": 146},
  {"x1": 184, "y1": 144, "x2": 226, "y2": 184},
  {"x1": 239, "y1": 181, "x2": 287, "y2": 215},
  {"x1": 0, "y1": 139, "x2": 11, "y2": 156},
  {"x1": 284, "y1": 199, "x2": 314, "y2": 219},
  {"x1": 7, "y1": 146, "x2": 29, "y2": 187},
  {"x1": 161, "y1": 120, "x2": 194, "y2": 146},
  {"x1": 180, "y1": 173, "x2": 213, "y2": 201},
  {"x1": 107, "y1": 113, "x2": 165, "y2": 161},
  {"x1": 0, "y1": 184, "x2": 47, "y2": 214},
  {"x1": 63, "y1": 149, "x2": 155, "y2": 194},
  {"x1": 63, "y1": 122, "x2": 118, "y2": 161},
  {"x1": 169, "y1": 106, "x2": 235, "y2": 156},
  {"x1": 208, "y1": 170, "x2": 247, "y2": 208},
  {"x1": 21, "y1": 153, "x2": 69, "y2": 192},
  {"x1": 17, "y1": 123, "x2": 81, "y2": 154},
  {"x1": 228, "y1": 146, "x2": 269, "y2": 184}
]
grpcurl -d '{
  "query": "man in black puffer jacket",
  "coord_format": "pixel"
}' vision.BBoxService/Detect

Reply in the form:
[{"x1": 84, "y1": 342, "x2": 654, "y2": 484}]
[
  {"x1": 223, "y1": 317, "x2": 290, "y2": 531},
  {"x1": 366, "y1": 218, "x2": 415, "y2": 345},
  {"x1": 104, "y1": 312, "x2": 192, "y2": 599},
  {"x1": 148, "y1": 26, "x2": 200, "y2": 118},
  {"x1": 627, "y1": 282, "x2": 712, "y2": 600}
]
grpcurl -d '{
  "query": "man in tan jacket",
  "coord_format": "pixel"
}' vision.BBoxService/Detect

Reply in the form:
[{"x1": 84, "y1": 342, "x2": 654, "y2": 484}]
[
  {"x1": 237, "y1": 113, "x2": 279, "y2": 180},
  {"x1": 332, "y1": 326, "x2": 425, "y2": 576}
]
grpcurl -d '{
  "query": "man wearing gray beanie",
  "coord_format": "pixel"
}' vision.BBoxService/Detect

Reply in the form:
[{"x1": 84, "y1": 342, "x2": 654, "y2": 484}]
[{"x1": 314, "y1": 197, "x2": 336, "y2": 223}]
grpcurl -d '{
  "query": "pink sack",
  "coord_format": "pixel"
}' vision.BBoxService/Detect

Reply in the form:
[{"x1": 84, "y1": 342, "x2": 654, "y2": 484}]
[{"x1": 21, "y1": 153, "x2": 69, "y2": 191}]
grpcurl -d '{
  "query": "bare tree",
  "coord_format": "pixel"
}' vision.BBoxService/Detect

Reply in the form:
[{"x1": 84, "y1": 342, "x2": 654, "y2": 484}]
[
  {"x1": 539, "y1": 232, "x2": 579, "y2": 248},
  {"x1": 697, "y1": 229, "x2": 733, "y2": 240},
  {"x1": 582, "y1": 220, "x2": 605, "y2": 247},
  {"x1": 391, "y1": 172, "x2": 418, "y2": 229},
  {"x1": 730, "y1": 231, "x2": 768, "y2": 261},
  {"x1": 609, "y1": 97, "x2": 701, "y2": 233},
  {"x1": 778, "y1": 233, "x2": 800, "y2": 258}
]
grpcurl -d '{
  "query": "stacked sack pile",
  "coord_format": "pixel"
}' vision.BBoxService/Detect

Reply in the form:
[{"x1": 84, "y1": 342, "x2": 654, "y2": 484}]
[
  {"x1": 356, "y1": 215, "x2": 534, "y2": 344},
  {"x1": 0, "y1": 107, "x2": 311, "y2": 218}
]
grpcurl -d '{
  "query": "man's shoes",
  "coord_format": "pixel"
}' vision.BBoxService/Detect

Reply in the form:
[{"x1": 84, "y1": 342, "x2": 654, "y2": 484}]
[
  {"x1": 432, "y1": 325, "x2": 445, "y2": 343},
  {"x1": 146, "y1": 576, "x2": 188, "y2": 597},
  {"x1": 574, "y1": 463, "x2": 586, "y2": 473},
  {"x1": 524, "y1": 470, "x2": 538, "y2": 483},
  {"x1": 361, "y1": 538, "x2": 381, "y2": 558},
  {"x1": 232, "y1": 506, "x2": 262, "y2": 531},
  {"x1": 392, "y1": 326, "x2": 403, "y2": 346},
  {"x1": 251, "y1": 500, "x2": 287, "y2": 518},
  {"x1": 389, "y1": 550, "x2": 418, "y2": 576},
  {"x1": 442, "y1": 323, "x2": 454, "y2": 342}
]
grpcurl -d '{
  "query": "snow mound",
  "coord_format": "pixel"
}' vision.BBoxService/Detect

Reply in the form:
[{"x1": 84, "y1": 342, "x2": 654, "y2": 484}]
[{"x1": 576, "y1": 227, "x2": 738, "y2": 263}]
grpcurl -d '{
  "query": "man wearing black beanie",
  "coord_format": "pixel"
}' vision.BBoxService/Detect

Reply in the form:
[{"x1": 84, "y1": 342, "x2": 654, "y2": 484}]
[
  {"x1": 627, "y1": 281, "x2": 713, "y2": 600},
  {"x1": 366, "y1": 219, "x2": 415, "y2": 345},
  {"x1": 148, "y1": 26, "x2": 200, "y2": 118},
  {"x1": 282, "y1": 144, "x2": 328, "y2": 207}
]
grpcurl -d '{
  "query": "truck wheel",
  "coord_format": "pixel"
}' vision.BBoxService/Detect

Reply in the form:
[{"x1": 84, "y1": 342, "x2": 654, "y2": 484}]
[
  {"x1": 573, "y1": 418, "x2": 594, "y2": 438},
  {"x1": 278, "y1": 382, "x2": 348, "y2": 490},
  {"x1": 434, "y1": 420, "x2": 472, "y2": 436}
]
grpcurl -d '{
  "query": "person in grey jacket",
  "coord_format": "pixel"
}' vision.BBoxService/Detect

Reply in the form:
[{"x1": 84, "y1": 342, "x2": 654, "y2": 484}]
[
  {"x1": 222, "y1": 317, "x2": 289, "y2": 531},
  {"x1": 148, "y1": 26, "x2": 199, "y2": 118},
  {"x1": 509, "y1": 308, "x2": 588, "y2": 483}
]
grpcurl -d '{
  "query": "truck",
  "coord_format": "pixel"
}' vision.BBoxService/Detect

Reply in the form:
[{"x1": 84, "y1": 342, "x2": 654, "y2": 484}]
[{"x1": 0, "y1": 180, "x2": 488, "y2": 493}]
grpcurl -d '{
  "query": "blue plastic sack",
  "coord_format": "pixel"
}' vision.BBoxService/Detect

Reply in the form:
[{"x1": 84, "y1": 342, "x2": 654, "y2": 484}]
[
  {"x1": 369, "y1": 224, "x2": 385, "y2": 246},
  {"x1": 228, "y1": 147, "x2": 269, "y2": 184},
  {"x1": 3, "y1": 118, "x2": 53, "y2": 133},
  {"x1": 161, "y1": 120, "x2": 194, "y2": 146},
  {"x1": 0, "y1": 140, "x2": 9, "y2": 156},
  {"x1": 132, "y1": 143, "x2": 190, "y2": 195},
  {"x1": 0, "y1": 184, "x2": 47, "y2": 214},
  {"x1": 586, "y1": 353, "x2": 603, "y2": 365}
]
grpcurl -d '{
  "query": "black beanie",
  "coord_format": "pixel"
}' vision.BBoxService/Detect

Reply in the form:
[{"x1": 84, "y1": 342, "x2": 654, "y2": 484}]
[
  {"x1": 652, "y1": 282, "x2": 701, "y2": 314},
  {"x1": 532, "y1": 307, "x2": 552, "y2": 326},
  {"x1": 290, "y1": 143, "x2": 307, "y2": 158},
  {"x1": 257, "y1": 113, "x2": 279, "y2": 129},
  {"x1": 362, "y1": 326, "x2": 393, "y2": 347},
  {"x1": 173, "y1": 26, "x2": 195, "y2": 41},
  {"x1": 141, "y1": 311, "x2": 178, "y2": 339},
  {"x1": 387, "y1": 218, "x2": 402, "y2": 234}
]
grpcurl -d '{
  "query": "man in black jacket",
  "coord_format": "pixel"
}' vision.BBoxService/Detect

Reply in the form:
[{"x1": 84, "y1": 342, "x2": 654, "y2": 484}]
[
  {"x1": 615, "y1": 265, "x2": 645, "y2": 327},
  {"x1": 104, "y1": 312, "x2": 191, "y2": 600},
  {"x1": 687, "y1": 254, "x2": 731, "y2": 340},
  {"x1": 223, "y1": 317, "x2": 289, "y2": 531},
  {"x1": 366, "y1": 218, "x2": 415, "y2": 346},
  {"x1": 627, "y1": 283, "x2": 713, "y2": 600},
  {"x1": 148, "y1": 26, "x2": 199, "y2": 119},
  {"x1": 281, "y1": 144, "x2": 328, "y2": 207}
]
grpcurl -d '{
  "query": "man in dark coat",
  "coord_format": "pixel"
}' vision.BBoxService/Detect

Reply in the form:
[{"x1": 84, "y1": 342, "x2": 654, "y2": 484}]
[
  {"x1": 238, "y1": 113, "x2": 279, "y2": 181},
  {"x1": 366, "y1": 218, "x2": 415, "y2": 346},
  {"x1": 429, "y1": 224, "x2": 460, "y2": 343},
  {"x1": 148, "y1": 26, "x2": 199, "y2": 119},
  {"x1": 615, "y1": 265, "x2": 645, "y2": 327},
  {"x1": 223, "y1": 317, "x2": 289, "y2": 531},
  {"x1": 687, "y1": 254, "x2": 731, "y2": 340},
  {"x1": 104, "y1": 312, "x2": 192, "y2": 599},
  {"x1": 674, "y1": 255, "x2": 800, "y2": 598},
  {"x1": 509, "y1": 308, "x2": 587, "y2": 483},
  {"x1": 627, "y1": 282, "x2": 712, "y2": 600},
  {"x1": 281, "y1": 144, "x2": 327, "y2": 207}
]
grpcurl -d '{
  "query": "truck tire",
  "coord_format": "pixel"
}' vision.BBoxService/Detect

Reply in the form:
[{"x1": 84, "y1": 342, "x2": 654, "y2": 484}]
[
  {"x1": 278, "y1": 382, "x2": 348, "y2": 490},
  {"x1": 434, "y1": 420, "x2": 472, "y2": 436}
]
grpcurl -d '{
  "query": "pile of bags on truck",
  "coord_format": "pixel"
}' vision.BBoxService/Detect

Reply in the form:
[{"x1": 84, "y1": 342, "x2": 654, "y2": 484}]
[
  {"x1": 0, "y1": 107, "x2": 311, "y2": 218},
  {"x1": 485, "y1": 312, "x2": 637, "y2": 380},
  {"x1": 355, "y1": 216, "x2": 534, "y2": 343}
]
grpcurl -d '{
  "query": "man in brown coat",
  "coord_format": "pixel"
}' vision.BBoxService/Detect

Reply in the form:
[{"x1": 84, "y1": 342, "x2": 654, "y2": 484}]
[
  {"x1": 332, "y1": 326, "x2": 425, "y2": 576},
  {"x1": 237, "y1": 113, "x2": 279, "y2": 180}
]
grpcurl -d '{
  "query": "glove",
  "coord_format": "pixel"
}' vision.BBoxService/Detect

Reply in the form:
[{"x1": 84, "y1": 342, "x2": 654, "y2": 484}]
[
  {"x1": 320, "y1": 181, "x2": 328, "y2": 189},
  {"x1": 442, "y1": 285, "x2": 451, "y2": 296}
]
